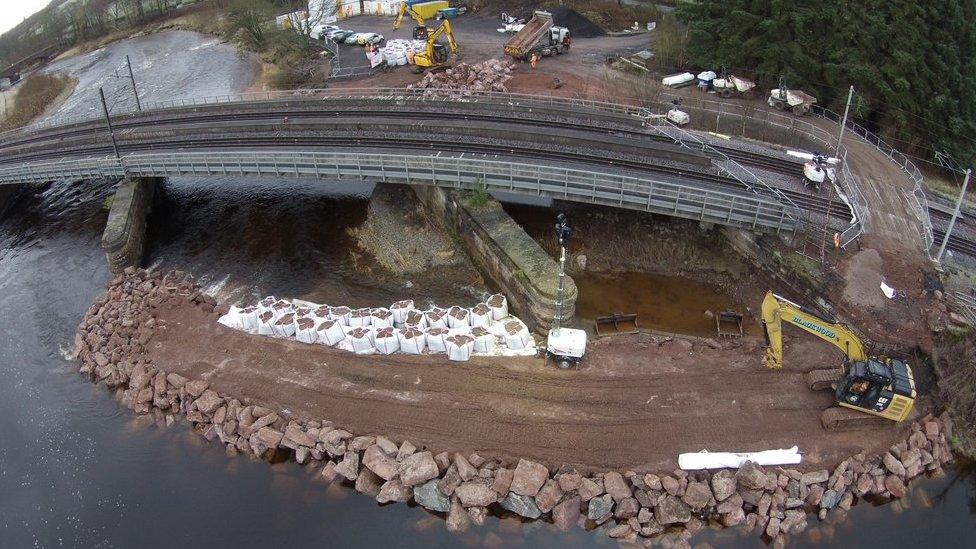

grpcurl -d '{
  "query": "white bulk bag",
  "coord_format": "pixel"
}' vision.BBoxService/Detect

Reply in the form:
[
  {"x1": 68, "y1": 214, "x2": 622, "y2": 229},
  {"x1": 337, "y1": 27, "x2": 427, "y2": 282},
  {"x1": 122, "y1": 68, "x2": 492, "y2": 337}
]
[
  {"x1": 426, "y1": 327, "x2": 450, "y2": 353},
  {"x1": 374, "y1": 327, "x2": 401, "y2": 355},
  {"x1": 274, "y1": 313, "x2": 297, "y2": 337},
  {"x1": 293, "y1": 306, "x2": 312, "y2": 318},
  {"x1": 470, "y1": 303, "x2": 492, "y2": 328},
  {"x1": 446, "y1": 335, "x2": 475, "y2": 362},
  {"x1": 426, "y1": 308, "x2": 448, "y2": 329},
  {"x1": 404, "y1": 309, "x2": 427, "y2": 329},
  {"x1": 346, "y1": 327, "x2": 375, "y2": 353},
  {"x1": 257, "y1": 311, "x2": 276, "y2": 336},
  {"x1": 349, "y1": 308, "x2": 373, "y2": 327},
  {"x1": 447, "y1": 306, "x2": 470, "y2": 329},
  {"x1": 398, "y1": 327, "x2": 427, "y2": 354},
  {"x1": 295, "y1": 317, "x2": 318, "y2": 344},
  {"x1": 503, "y1": 320, "x2": 531, "y2": 350},
  {"x1": 239, "y1": 306, "x2": 260, "y2": 332},
  {"x1": 390, "y1": 300, "x2": 415, "y2": 325},
  {"x1": 371, "y1": 308, "x2": 394, "y2": 329},
  {"x1": 486, "y1": 294, "x2": 508, "y2": 320},
  {"x1": 312, "y1": 305, "x2": 332, "y2": 323},
  {"x1": 257, "y1": 296, "x2": 277, "y2": 313},
  {"x1": 330, "y1": 306, "x2": 352, "y2": 325},
  {"x1": 471, "y1": 326, "x2": 495, "y2": 353},
  {"x1": 317, "y1": 319, "x2": 346, "y2": 346},
  {"x1": 272, "y1": 300, "x2": 294, "y2": 317}
]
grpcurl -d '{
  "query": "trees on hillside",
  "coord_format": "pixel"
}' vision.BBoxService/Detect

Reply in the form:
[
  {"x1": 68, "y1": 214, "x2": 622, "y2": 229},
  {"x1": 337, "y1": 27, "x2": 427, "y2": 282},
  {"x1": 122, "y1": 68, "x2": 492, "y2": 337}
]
[{"x1": 676, "y1": 0, "x2": 976, "y2": 168}]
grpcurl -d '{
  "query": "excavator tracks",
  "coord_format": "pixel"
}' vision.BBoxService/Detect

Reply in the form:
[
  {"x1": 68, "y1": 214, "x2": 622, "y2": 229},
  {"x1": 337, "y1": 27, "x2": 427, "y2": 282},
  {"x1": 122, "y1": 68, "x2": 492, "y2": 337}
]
[
  {"x1": 820, "y1": 406, "x2": 892, "y2": 431},
  {"x1": 806, "y1": 368, "x2": 842, "y2": 391}
]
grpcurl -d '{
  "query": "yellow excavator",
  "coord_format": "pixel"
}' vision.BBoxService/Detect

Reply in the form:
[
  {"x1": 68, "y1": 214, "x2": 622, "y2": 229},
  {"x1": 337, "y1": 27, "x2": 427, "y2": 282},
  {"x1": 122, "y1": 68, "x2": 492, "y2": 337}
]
[
  {"x1": 394, "y1": 0, "x2": 432, "y2": 39},
  {"x1": 412, "y1": 19, "x2": 458, "y2": 72},
  {"x1": 761, "y1": 291, "x2": 916, "y2": 430}
]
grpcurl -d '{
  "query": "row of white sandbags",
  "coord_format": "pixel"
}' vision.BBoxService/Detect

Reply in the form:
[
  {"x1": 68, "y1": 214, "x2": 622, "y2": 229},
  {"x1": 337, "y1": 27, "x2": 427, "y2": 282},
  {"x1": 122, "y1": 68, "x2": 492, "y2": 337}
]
[
  {"x1": 218, "y1": 294, "x2": 531, "y2": 361},
  {"x1": 245, "y1": 295, "x2": 509, "y2": 331}
]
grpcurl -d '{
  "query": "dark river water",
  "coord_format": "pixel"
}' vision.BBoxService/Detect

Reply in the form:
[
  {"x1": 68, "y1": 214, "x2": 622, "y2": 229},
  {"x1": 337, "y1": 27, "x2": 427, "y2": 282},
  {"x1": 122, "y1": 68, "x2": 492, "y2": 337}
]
[{"x1": 1, "y1": 177, "x2": 975, "y2": 547}]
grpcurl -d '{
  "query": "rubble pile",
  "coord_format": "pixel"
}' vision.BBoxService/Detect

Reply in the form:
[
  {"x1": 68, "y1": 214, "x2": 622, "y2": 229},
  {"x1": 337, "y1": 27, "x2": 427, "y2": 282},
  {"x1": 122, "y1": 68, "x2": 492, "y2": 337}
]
[
  {"x1": 74, "y1": 269, "x2": 957, "y2": 546},
  {"x1": 408, "y1": 59, "x2": 516, "y2": 95}
]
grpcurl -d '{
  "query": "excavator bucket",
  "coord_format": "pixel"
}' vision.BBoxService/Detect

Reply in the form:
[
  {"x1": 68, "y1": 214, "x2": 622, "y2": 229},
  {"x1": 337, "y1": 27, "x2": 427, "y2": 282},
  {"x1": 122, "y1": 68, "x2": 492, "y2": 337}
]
[
  {"x1": 595, "y1": 313, "x2": 639, "y2": 337},
  {"x1": 716, "y1": 311, "x2": 743, "y2": 338}
]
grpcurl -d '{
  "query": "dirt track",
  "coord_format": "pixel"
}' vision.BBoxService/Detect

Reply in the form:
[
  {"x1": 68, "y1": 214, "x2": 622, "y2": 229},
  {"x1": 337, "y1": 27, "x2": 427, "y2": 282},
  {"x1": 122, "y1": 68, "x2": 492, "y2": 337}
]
[{"x1": 149, "y1": 301, "x2": 909, "y2": 473}]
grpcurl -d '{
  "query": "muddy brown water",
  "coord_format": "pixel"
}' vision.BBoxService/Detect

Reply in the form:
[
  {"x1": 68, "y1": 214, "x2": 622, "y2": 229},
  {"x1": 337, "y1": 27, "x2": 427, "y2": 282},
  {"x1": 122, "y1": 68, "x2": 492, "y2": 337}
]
[
  {"x1": 574, "y1": 270, "x2": 760, "y2": 338},
  {"x1": 0, "y1": 176, "x2": 974, "y2": 546}
]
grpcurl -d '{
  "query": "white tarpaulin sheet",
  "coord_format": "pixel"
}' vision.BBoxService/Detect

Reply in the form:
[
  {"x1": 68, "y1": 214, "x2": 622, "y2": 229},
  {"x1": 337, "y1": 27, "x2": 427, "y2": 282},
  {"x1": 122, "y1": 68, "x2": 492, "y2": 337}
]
[{"x1": 678, "y1": 446, "x2": 802, "y2": 470}]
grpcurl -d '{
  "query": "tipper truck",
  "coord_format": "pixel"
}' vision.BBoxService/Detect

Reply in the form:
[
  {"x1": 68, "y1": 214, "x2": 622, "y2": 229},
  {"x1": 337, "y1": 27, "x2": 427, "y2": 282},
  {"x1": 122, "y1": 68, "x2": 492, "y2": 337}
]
[{"x1": 504, "y1": 11, "x2": 571, "y2": 62}]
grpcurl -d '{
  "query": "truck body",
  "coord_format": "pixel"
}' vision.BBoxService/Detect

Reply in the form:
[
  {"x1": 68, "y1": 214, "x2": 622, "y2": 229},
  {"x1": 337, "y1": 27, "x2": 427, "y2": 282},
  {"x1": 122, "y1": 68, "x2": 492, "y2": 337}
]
[{"x1": 504, "y1": 11, "x2": 571, "y2": 61}]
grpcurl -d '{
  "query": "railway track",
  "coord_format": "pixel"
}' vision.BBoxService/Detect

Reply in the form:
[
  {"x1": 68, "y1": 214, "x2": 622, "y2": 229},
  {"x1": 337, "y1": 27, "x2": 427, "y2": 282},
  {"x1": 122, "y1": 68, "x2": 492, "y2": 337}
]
[{"x1": 0, "y1": 128, "x2": 841, "y2": 222}]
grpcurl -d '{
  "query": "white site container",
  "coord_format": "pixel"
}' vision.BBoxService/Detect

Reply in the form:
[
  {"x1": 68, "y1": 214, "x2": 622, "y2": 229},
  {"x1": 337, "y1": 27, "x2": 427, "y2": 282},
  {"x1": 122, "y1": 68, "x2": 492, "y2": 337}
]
[
  {"x1": 426, "y1": 327, "x2": 450, "y2": 353},
  {"x1": 390, "y1": 300, "x2": 415, "y2": 325},
  {"x1": 426, "y1": 308, "x2": 448, "y2": 329},
  {"x1": 273, "y1": 313, "x2": 297, "y2": 337},
  {"x1": 404, "y1": 309, "x2": 427, "y2": 329},
  {"x1": 346, "y1": 327, "x2": 375, "y2": 353},
  {"x1": 374, "y1": 327, "x2": 401, "y2": 355},
  {"x1": 447, "y1": 306, "x2": 470, "y2": 329},
  {"x1": 348, "y1": 308, "x2": 373, "y2": 327},
  {"x1": 470, "y1": 303, "x2": 492, "y2": 328},
  {"x1": 446, "y1": 335, "x2": 475, "y2": 362},
  {"x1": 371, "y1": 308, "x2": 394, "y2": 329},
  {"x1": 471, "y1": 326, "x2": 495, "y2": 353},
  {"x1": 257, "y1": 311, "x2": 276, "y2": 336},
  {"x1": 295, "y1": 317, "x2": 319, "y2": 344},
  {"x1": 398, "y1": 327, "x2": 427, "y2": 354},
  {"x1": 317, "y1": 319, "x2": 347, "y2": 346},
  {"x1": 486, "y1": 294, "x2": 508, "y2": 321},
  {"x1": 503, "y1": 320, "x2": 532, "y2": 350}
]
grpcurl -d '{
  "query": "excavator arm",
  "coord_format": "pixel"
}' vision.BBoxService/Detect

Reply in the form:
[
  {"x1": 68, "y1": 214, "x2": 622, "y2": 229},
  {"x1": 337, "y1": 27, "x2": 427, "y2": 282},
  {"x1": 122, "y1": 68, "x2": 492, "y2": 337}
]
[
  {"x1": 394, "y1": 2, "x2": 428, "y2": 30},
  {"x1": 761, "y1": 291, "x2": 867, "y2": 369}
]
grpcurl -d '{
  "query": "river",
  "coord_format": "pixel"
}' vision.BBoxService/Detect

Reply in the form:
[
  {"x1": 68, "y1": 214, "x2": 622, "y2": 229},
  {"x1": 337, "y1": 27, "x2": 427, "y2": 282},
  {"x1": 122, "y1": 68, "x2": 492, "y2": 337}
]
[
  {"x1": 0, "y1": 176, "x2": 974, "y2": 547},
  {"x1": 3, "y1": 24, "x2": 975, "y2": 548}
]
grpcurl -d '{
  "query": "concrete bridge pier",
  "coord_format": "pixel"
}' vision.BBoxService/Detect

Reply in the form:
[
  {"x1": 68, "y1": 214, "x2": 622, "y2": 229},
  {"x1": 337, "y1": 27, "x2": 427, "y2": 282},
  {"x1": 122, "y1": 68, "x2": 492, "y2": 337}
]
[
  {"x1": 102, "y1": 176, "x2": 161, "y2": 274},
  {"x1": 413, "y1": 185, "x2": 577, "y2": 333}
]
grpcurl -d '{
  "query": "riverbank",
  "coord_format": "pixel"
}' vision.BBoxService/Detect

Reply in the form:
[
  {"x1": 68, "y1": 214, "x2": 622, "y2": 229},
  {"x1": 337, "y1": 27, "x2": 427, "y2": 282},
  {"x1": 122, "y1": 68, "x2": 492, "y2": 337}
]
[{"x1": 74, "y1": 268, "x2": 955, "y2": 545}]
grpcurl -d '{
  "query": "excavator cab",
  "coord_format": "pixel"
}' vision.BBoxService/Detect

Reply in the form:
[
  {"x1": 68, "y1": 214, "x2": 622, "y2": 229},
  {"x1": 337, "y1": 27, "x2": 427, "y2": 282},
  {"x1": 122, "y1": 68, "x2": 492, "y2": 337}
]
[{"x1": 836, "y1": 358, "x2": 915, "y2": 422}]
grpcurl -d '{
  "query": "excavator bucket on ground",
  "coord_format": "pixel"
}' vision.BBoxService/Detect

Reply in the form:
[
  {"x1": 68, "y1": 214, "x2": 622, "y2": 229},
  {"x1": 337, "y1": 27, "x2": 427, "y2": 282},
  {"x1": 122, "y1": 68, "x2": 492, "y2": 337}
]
[
  {"x1": 595, "y1": 313, "x2": 639, "y2": 337},
  {"x1": 716, "y1": 311, "x2": 743, "y2": 338}
]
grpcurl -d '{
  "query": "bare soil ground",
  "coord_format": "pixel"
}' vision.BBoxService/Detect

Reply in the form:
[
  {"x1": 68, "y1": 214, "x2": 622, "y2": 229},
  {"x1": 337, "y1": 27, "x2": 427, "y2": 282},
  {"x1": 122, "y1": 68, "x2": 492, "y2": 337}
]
[{"x1": 149, "y1": 300, "x2": 912, "y2": 473}]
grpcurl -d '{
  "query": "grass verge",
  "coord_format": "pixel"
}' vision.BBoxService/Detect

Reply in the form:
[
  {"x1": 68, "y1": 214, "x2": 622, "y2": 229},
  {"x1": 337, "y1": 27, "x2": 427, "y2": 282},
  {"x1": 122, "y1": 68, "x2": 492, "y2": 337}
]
[{"x1": 0, "y1": 74, "x2": 77, "y2": 132}]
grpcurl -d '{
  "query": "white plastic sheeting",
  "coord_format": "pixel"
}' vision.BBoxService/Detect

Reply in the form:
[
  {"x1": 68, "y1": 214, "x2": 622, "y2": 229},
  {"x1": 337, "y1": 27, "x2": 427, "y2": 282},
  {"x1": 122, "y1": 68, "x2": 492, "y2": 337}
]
[{"x1": 678, "y1": 446, "x2": 803, "y2": 470}]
